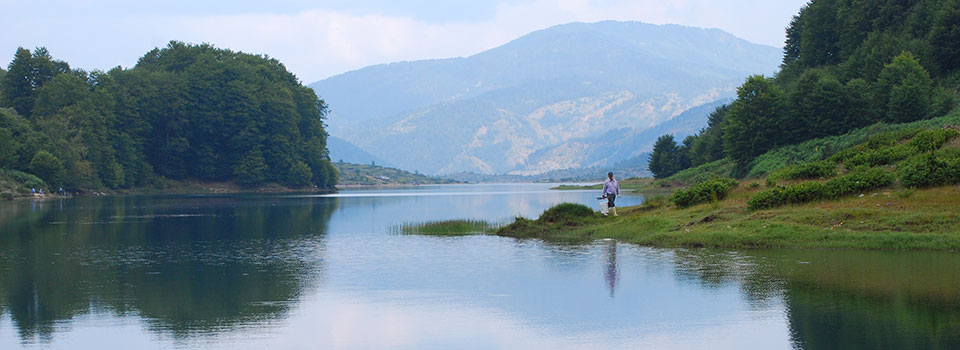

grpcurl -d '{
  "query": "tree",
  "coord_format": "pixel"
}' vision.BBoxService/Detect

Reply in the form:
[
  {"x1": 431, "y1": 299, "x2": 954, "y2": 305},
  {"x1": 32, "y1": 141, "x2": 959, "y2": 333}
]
[
  {"x1": 284, "y1": 160, "x2": 313, "y2": 187},
  {"x1": 928, "y1": 0, "x2": 960, "y2": 73},
  {"x1": 783, "y1": 12, "x2": 804, "y2": 67},
  {"x1": 841, "y1": 78, "x2": 877, "y2": 129},
  {"x1": 29, "y1": 150, "x2": 64, "y2": 185},
  {"x1": 648, "y1": 134, "x2": 683, "y2": 179},
  {"x1": 723, "y1": 75, "x2": 788, "y2": 168},
  {"x1": 0, "y1": 127, "x2": 14, "y2": 168},
  {"x1": 876, "y1": 52, "x2": 934, "y2": 123},
  {"x1": 234, "y1": 149, "x2": 268, "y2": 187},
  {"x1": 0, "y1": 68, "x2": 6, "y2": 105},
  {"x1": 798, "y1": 0, "x2": 842, "y2": 67},
  {"x1": 1, "y1": 48, "x2": 33, "y2": 114},
  {"x1": 789, "y1": 70, "x2": 847, "y2": 140},
  {"x1": 0, "y1": 47, "x2": 70, "y2": 117}
]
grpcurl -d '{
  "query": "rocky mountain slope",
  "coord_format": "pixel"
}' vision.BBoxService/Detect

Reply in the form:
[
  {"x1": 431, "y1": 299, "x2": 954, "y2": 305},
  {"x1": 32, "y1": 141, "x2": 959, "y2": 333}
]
[{"x1": 310, "y1": 21, "x2": 780, "y2": 175}]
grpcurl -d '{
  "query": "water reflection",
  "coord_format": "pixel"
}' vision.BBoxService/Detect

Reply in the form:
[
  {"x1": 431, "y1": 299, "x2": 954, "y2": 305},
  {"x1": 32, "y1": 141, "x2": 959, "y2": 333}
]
[
  {"x1": 0, "y1": 185, "x2": 958, "y2": 349},
  {"x1": 603, "y1": 240, "x2": 618, "y2": 298},
  {"x1": 0, "y1": 195, "x2": 337, "y2": 343}
]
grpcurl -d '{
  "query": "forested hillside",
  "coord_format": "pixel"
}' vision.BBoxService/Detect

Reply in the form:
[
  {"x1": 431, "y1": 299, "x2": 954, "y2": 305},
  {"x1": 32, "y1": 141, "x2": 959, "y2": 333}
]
[
  {"x1": 0, "y1": 42, "x2": 337, "y2": 195},
  {"x1": 649, "y1": 0, "x2": 960, "y2": 178}
]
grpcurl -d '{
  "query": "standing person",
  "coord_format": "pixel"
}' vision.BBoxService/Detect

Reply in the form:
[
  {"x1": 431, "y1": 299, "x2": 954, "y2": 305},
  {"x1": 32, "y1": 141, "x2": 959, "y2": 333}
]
[{"x1": 601, "y1": 172, "x2": 620, "y2": 216}]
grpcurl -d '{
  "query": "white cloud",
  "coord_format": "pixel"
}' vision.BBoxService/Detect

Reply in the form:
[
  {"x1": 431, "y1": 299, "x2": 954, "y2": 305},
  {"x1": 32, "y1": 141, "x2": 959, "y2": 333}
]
[{"x1": 0, "y1": 0, "x2": 806, "y2": 82}]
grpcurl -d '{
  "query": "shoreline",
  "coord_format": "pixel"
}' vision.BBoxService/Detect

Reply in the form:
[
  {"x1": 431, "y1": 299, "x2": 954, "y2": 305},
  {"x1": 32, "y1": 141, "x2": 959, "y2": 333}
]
[
  {"x1": 2, "y1": 181, "x2": 337, "y2": 201},
  {"x1": 420, "y1": 182, "x2": 960, "y2": 251}
]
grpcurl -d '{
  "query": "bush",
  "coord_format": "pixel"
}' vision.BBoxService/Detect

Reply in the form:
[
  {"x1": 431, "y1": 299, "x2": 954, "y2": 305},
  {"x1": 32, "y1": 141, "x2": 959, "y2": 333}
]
[
  {"x1": 1, "y1": 169, "x2": 47, "y2": 190},
  {"x1": 824, "y1": 167, "x2": 896, "y2": 198},
  {"x1": 845, "y1": 144, "x2": 918, "y2": 167},
  {"x1": 898, "y1": 149, "x2": 960, "y2": 188},
  {"x1": 769, "y1": 160, "x2": 837, "y2": 180},
  {"x1": 748, "y1": 168, "x2": 894, "y2": 210},
  {"x1": 671, "y1": 177, "x2": 739, "y2": 208},
  {"x1": 538, "y1": 203, "x2": 596, "y2": 223},
  {"x1": 1, "y1": 192, "x2": 13, "y2": 200},
  {"x1": 907, "y1": 128, "x2": 959, "y2": 152},
  {"x1": 29, "y1": 150, "x2": 64, "y2": 185},
  {"x1": 749, "y1": 182, "x2": 761, "y2": 188},
  {"x1": 748, "y1": 182, "x2": 827, "y2": 210}
]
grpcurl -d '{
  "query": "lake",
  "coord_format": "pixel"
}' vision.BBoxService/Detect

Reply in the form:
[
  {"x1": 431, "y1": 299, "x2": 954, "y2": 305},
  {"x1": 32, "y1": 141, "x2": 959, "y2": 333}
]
[{"x1": 1, "y1": 184, "x2": 958, "y2": 349}]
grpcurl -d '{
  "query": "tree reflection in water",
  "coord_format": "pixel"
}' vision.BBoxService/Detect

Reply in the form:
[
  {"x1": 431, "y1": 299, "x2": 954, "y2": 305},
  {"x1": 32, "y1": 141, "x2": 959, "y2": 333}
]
[{"x1": 0, "y1": 195, "x2": 337, "y2": 343}]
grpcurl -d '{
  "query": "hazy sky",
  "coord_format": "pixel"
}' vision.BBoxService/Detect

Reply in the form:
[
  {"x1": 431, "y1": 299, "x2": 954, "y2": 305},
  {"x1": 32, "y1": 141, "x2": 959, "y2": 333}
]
[{"x1": 1, "y1": 0, "x2": 808, "y2": 83}]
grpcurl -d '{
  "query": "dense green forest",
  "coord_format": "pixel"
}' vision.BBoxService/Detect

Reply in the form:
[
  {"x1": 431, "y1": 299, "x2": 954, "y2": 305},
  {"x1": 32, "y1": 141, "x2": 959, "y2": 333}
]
[
  {"x1": 649, "y1": 0, "x2": 960, "y2": 178},
  {"x1": 0, "y1": 42, "x2": 337, "y2": 194}
]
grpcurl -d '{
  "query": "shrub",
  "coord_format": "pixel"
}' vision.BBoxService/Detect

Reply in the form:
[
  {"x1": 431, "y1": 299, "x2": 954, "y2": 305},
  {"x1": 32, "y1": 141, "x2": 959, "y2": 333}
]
[
  {"x1": 0, "y1": 192, "x2": 13, "y2": 200},
  {"x1": 748, "y1": 187, "x2": 785, "y2": 210},
  {"x1": 29, "y1": 150, "x2": 64, "y2": 185},
  {"x1": 671, "y1": 177, "x2": 739, "y2": 208},
  {"x1": 827, "y1": 129, "x2": 921, "y2": 163},
  {"x1": 749, "y1": 182, "x2": 761, "y2": 188},
  {"x1": 907, "y1": 128, "x2": 959, "y2": 152},
  {"x1": 538, "y1": 203, "x2": 596, "y2": 223},
  {"x1": 1, "y1": 169, "x2": 47, "y2": 190},
  {"x1": 845, "y1": 144, "x2": 918, "y2": 167},
  {"x1": 898, "y1": 149, "x2": 960, "y2": 188},
  {"x1": 824, "y1": 167, "x2": 896, "y2": 198},
  {"x1": 765, "y1": 177, "x2": 778, "y2": 188},
  {"x1": 769, "y1": 160, "x2": 837, "y2": 180},
  {"x1": 747, "y1": 182, "x2": 827, "y2": 210},
  {"x1": 748, "y1": 168, "x2": 894, "y2": 210}
]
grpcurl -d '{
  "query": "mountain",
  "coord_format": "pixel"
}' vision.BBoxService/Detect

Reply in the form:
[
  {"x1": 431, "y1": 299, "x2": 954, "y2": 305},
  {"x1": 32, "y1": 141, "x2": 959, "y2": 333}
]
[
  {"x1": 327, "y1": 136, "x2": 391, "y2": 167},
  {"x1": 513, "y1": 98, "x2": 731, "y2": 175},
  {"x1": 310, "y1": 21, "x2": 781, "y2": 175}
]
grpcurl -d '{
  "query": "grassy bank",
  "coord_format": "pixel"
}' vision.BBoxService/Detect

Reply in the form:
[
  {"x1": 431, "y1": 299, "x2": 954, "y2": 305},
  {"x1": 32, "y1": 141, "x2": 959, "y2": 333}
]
[{"x1": 495, "y1": 183, "x2": 960, "y2": 250}]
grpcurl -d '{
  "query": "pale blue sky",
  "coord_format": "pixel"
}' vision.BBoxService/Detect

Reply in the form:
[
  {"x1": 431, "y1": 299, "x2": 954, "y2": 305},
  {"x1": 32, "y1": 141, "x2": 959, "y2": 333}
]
[{"x1": 1, "y1": 0, "x2": 808, "y2": 82}]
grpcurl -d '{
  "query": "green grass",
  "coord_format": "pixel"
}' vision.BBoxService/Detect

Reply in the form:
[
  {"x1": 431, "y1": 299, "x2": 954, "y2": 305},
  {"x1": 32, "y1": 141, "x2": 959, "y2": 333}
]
[
  {"x1": 497, "y1": 184, "x2": 960, "y2": 250},
  {"x1": 397, "y1": 219, "x2": 498, "y2": 236}
]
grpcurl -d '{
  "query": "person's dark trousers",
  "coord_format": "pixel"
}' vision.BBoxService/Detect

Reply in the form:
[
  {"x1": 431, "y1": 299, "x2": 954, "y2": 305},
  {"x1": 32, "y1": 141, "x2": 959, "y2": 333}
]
[{"x1": 607, "y1": 194, "x2": 616, "y2": 208}]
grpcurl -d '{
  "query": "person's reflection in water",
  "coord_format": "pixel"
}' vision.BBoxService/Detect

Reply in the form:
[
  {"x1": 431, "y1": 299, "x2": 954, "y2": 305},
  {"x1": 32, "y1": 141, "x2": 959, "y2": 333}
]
[{"x1": 603, "y1": 239, "x2": 618, "y2": 298}]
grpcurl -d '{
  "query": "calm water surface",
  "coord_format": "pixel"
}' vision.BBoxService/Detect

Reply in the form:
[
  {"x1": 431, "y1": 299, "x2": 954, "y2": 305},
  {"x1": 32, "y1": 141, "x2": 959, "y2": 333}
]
[{"x1": 0, "y1": 184, "x2": 958, "y2": 349}]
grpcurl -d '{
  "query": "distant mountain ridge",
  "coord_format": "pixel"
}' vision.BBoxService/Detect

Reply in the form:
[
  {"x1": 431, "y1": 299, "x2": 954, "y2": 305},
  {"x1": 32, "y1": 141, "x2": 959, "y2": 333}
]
[
  {"x1": 310, "y1": 21, "x2": 781, "y2": 175},
  {"x1": 513, "y1": 98, "x2": 731, "y2": 175},
  {"x1": 327, "y1": 136, "x2": 391, "y2": 167}
]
